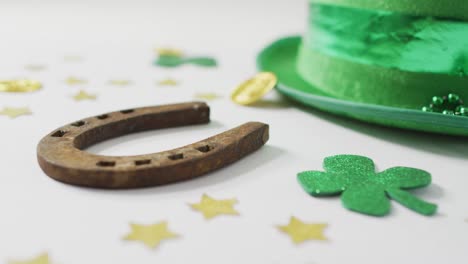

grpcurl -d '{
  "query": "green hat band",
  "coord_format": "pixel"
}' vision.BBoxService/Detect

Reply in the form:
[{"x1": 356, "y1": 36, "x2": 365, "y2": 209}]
[{"x1": 298, "y1": 3, "x2": 468, "y2": 108}]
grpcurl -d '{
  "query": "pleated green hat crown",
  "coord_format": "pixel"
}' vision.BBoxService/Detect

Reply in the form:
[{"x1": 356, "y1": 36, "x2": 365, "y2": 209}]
[
  {"x1": 312, "y1": 0, "x2": 468, "y2": 21},
  {"x1": 297, "y1": 0, "x2": 468, "y2": 109}
]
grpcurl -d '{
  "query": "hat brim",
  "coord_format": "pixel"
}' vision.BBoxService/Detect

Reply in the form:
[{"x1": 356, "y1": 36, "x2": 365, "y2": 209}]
[{"x1": 257, "y1": 36, "x2": 468, "y2": 136}]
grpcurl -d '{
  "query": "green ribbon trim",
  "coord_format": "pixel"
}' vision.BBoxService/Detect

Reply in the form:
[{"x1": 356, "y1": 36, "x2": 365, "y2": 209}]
[
  {"x1": 306, "y1": 4, "x2": 468, "y2": 76},
  {"x1": 297, "y1": 46, "x2": 468, "y2": 108},
  {"x1": 310, "y1": 0, "x2": 468, "y2": 21}
]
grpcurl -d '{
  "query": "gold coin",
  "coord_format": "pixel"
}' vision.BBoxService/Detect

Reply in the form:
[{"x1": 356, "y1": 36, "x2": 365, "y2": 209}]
[
  {"x1": 231, "y1": 72, "x2": 277, "y2": 105},
  {"x1": 0, "y1": 80, "x2": 42, "y2": 93}
]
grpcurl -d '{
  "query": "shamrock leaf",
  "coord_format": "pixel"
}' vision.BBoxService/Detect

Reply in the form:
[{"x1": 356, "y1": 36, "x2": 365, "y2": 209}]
[
  {"x1": 298, "y1": 155, "x2": 437, "y2": 216},
  {"x1": 155, "y1": 55, "x2": 183, "y2": 67}
]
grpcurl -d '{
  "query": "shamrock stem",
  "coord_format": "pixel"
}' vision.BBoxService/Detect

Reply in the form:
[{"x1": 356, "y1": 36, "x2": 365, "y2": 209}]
[
  {"x1": 186, "y1": 57, "x2": 218, "y2": 67},
  {"x1": 386, "y1": 188, "x2": 437, "y2": 216}
]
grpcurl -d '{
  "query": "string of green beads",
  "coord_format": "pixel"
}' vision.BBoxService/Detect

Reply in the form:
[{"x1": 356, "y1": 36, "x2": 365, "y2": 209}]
[{"x1": 422, "y1": 93, "x2": 468, "y2": 116}]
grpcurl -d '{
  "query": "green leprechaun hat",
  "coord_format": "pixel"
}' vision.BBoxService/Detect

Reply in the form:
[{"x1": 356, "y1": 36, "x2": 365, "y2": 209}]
[{"x1": 257, "y1": 0, "x2": 468, "y2": 136}]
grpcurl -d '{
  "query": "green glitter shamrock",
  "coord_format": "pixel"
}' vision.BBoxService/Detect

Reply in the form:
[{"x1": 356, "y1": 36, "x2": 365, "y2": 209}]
[{"x1": 298, "y1": 155, "x2": 437, "y2": 216}]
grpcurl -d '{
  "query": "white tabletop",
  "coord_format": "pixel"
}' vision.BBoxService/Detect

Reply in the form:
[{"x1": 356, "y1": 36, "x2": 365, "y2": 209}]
[{"x1": 0, "y1": 0, "x2": 467, "y2": 263}]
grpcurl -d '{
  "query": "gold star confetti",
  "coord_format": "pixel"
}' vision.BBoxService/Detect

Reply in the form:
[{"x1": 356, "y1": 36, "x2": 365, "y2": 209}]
[
  {"x1": 73, "y1": 90, "x2": 96, "y2": 101},
  {"x1": 0, "y1": 107, "x2": 32, "y2": 119},
  {"x1": 0, "y1": 80, "x2": 42, "y2": 93},
  {"x1": 8, "y1": 253, "x2": 52, "y2": 264},
  {"x1": 194, "y1": 92, "x2": 222, "y2": 101},
  {"x1": 155, "y1": 48, "x2": 184, "y2": 57},
  {"x1": 158, "y1": 78, "x2": 179, "y2": 86},
  {"x1": 124, "y1": 221, "x2": 179, "y2": 249},
  {"x1": 190, "y1": 194, "x2": 239, "y2": 219},
  {"x1": 65, "y1": 76, "x2": 87, "y2": 85},
  {"x1": 278, "y1": 216, "x2": 327, "y2": 244},
  {"x1": 109, "y1": 79, "x2": 132, "y2": 86},
  {"x1": 24, "y1": 64, "x2": 46, "y2": 71}
]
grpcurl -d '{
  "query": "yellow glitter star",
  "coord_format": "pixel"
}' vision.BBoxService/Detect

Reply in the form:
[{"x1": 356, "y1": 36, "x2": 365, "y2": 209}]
[
  {"x1": 194, "y1": 92, "x2": 222, "y2": 101},
  {"x1": 109, "y1": 79, "x2": 132, "y2": 86},
  {"x1": 8, "y1": 253, "x2": 51, "y2": 264},
  {"x1": 73, "y1": 90, "x2": 96, "y2": 101},
  {"x1": 0, "y1": 80, "x2": 42, "y2": 93},
  {"x1": 24, "y1": 64, "x2": 46, "y2": 71},
  {"x1": 124, "y1": 221, "x2": 179, "y2": 249},
  {"x1": 278, "y1": 216, "x2": 328, "y2": 244},
  {"x1": 155, "y1": 48, "x2": 184, "y2": 57},
  {"x1": 190, "y1": 194, "x2": 239, "y2": 219},
  {"x1": 65, "y1": 76, "x2": 87, "y2": 85},
  {"x1": 0, "y1": 107, "x2": 32, "y2": 119},
  {"x1": 158, "y1": 78, "x2": 179, "y2": 86}
]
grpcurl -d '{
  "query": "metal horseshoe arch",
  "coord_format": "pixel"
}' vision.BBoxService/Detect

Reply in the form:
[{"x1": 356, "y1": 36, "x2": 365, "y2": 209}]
[{"x1": 37, "y1": 102, "x2": 269, "y2": 189}]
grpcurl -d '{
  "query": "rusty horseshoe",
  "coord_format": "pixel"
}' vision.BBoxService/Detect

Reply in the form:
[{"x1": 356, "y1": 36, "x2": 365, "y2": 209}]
[{"x1": 37, "y1": 102, "x2": 269, "y2": 189}]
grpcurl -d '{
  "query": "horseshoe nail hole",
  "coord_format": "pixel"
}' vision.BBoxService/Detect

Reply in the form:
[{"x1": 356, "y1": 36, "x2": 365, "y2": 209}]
[
  {"x1": 71, "y1": 121, "x2": 85, "y2": 127},
  {"x1": 196, "y1": 145, "x2": 213, "y2": 153},
  {"x1": 135, "y1": 159, "x2": 151, "y2": 166},
  {"x1": 51, "y1": 130, "x2": 66, "y2": 137},
  {"x1": 97, "y1": 114, "x2": 109, "y2": 120},
  {"x1": 121, "y1": 109, "x2": 134, "y2": 114},
  {"x1": 96, "y1": 161, "x2": 116, "y2": 167},
  {"x1": 168, "y1": 153, "x2": 184, "y2": 160}
]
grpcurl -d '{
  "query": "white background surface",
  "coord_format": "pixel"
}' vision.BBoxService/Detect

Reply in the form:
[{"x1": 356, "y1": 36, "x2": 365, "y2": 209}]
[{"x1": 0, "y1": 0, "x2": 467, "y2": 263}]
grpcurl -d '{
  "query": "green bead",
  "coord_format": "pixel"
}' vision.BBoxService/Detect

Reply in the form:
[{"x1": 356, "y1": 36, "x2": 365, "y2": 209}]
[
  {"x1": 442, "y1": 110, "x2": 455, "y2": 115},
  {"x1": 456, "y1": 106, "x2": 468, "y2": 115},
  {"x1": 448, "y1": 93, "x2": 460, "y2": 104},
  {"x1": 421, "y1": 106, "x2": 433, "y2": 112},
  {"x1": 432, "y1": 96, "x2": 444, "y2": 105}
]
